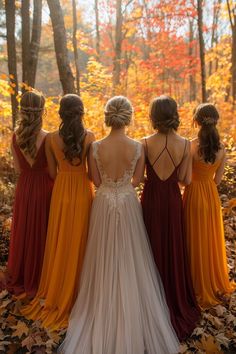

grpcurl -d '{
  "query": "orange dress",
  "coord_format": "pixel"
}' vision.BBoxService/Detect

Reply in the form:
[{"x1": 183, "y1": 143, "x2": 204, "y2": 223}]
[
  {"x1": 21, "y1": 133, "x2": 94, "y2": 330},
  {"x1": 183, "y1": 159, "x2": 235, "y2": 308}
]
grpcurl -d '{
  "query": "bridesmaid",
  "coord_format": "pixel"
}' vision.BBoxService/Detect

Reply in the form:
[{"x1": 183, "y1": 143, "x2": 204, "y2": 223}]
[
  {"x1": 21, "y1": 94, "x2": 95, "y2": 330},
  {"x1": 183, "y1": 103, "x2": 235, "y2": 308},
  {"x1": 7, "y1": 91, "x2": 53, "y2": 298},
  {"x1": 141, "y1": 95, "x2": 200, "y2": 340}
]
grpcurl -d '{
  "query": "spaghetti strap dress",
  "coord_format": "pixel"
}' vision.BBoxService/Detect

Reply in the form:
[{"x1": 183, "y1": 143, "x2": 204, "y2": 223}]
[
  {"x1": 141, "y1": 136, "x2": 200, "y2": 341},
  {"x1": 183, "y1": 158, "x2": 235, "y2": 308},
  {"x1": 21, "y1": 132, "x2": 94, "y2": 330},
  {"x1": 7, "y1": 133, "x2": 53, "y2": 297}
]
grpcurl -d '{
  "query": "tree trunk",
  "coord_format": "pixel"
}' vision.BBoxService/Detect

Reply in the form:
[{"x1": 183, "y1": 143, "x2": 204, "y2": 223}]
[
  {"x1": 94, "y1": 0, "x2": 100, "y2": 60},
  {"x1": 142, "y1": 0, "x2": 151, "y2": 60},
  {"x1": 189, "y1": 19, "x2": 196, "y2": 101},
  {"x1": 227, "y1": 0, "x2": 236, "y2": 107},
  {"x1": 112, "y1": 0, "x2": 122, "y2": 90},
  {"x1": 72, "y1": 0, "x2": 80, "y2": 95},
  {"x1": 197, "y1": 0, "x2": 207, "y2": 102},
  {"x1": 232, "y1": 22, "x2": 236, "y2": 107},
  {"x1": 5, "y1": 0, "x2": 18, "y2": 128},
  {"x1": 21, "y1": 0, "x2": 30, "y2": 86},
  {"x1": 27, "y1": 0, "x2": 43, "y2": 87},
  {"x1": 47, "y1": 0, "x2": 75, "y2": 94},
  {"x1": 209, "y1": 0, "x2": 221, "y2": 77}
]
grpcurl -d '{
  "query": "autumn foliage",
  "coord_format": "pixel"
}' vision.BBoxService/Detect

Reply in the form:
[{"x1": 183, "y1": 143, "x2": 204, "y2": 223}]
[{"x1": 0, "y1": 0, "x2": 236, "y2": 352}]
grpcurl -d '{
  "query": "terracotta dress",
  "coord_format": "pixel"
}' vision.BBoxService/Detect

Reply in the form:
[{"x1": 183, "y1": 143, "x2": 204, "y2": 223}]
[
  {"x1": 7, "y1": 134, "x2": 53, "y2": 297},
  {"x1": 141, "y1": 137, "x2": 200, "y2": 341},
  {"x1": 21, "y1": 132, "x2": 94, "y2": 330},
  {"x1": 183, "y1": 159, "x2": 235, "y2": 308}
]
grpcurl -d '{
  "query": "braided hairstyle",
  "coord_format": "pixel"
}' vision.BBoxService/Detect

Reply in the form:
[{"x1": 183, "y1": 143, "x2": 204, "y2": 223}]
[
  {"x1": 104, "y1": 96, "x2": 133, "y2": 129},
  {"x1": 59, "y1": 94, "x2": 86, "y2": 165},
  {"x1": 149, "y1": 95, "x2": 180, "y2": 134},
  {"x1": 194, "y1": 103, "x2": 221, "y2": 164},
  {"x1": 16, "y1": 91, "x2": 45, "y2": 159}
]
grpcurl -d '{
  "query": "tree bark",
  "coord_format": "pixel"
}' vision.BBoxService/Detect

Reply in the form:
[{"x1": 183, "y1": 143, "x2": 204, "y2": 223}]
[
  {"x1": 226, "y1": 0, "x2": 236, "y2": 107},
  {"x1": 72, "y1": 0, "x2": 80, "y2": 95},
  {"x1": 232, "y1": 24, "x2": 236, "y2": 107},
  {"x1": 5, "y1": 0, "x2": 18, "y2": 128},
  {"x1": 47, "y1": 0, "x2": 76, "y2": 94},
  {"x1": 27, "y1": 0, "x2": 43, "y2": 87},
  {"x1": 21, "y1": 0, "x2": 30, "y2": 86},
  {"x1": 142, "y1": 0, "x2": 151, "y2": 60},
  {"x1": 94, "y1": 0, "x2": 100, "y2": 60},
  {"x1": 197, "y1": 0, "x2": 207, "y2": 102},
  {"x1": 189, "y1": 19, "x2": 196, "y2": 101},
  {"x1": 209, "y1": 0, "x2": 221, "y2": 77},
  {"x1": 113, "y1": 0, "x2": 123, "y2": 90}
]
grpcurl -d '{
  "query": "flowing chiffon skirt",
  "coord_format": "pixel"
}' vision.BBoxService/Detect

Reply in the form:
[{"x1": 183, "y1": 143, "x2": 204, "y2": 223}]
[
  {"x1": 183, "y1": 159, "x2": 235, "y2": 308},
  {"x1": 59, "y1": 181, "x2": 179, "y2": 354}
]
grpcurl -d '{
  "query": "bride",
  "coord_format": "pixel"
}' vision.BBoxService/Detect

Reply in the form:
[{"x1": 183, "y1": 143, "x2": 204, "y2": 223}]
[{"x1": 59, "y1": 96, "x2": 179, "y2": 354}]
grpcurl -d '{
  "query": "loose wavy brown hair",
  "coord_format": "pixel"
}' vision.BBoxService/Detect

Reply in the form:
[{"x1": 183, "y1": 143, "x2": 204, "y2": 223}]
[
  {"x1": 15, "y1": 91, "x2": 45, "y2": 159},
  {"x1": 194, "y1": 103, "x2": 221, "y2": 164},
  {"x1": 149, "y1": 95, "x2": 180, "y2": 134},
  {"x1": 59, "y1": 94, "x2": 86, "y2": 164}
]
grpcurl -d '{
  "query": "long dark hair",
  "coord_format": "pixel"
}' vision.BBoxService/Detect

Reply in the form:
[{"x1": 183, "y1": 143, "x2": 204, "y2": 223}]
[
  {"x1": 59, "y1": 94, "x2": 86, "y2": 164},
  {"x1": 16, "y1": 91, "x2": 45, "y2": 159},
  {"x1": 149, "y1": 95, "x2": 180, "y2": 134},
  {"x1": 194, "y1": 103, "x2": 221, "y2": 163}
]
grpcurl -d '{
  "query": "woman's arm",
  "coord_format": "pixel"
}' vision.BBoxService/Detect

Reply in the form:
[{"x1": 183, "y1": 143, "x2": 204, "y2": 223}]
[
  {"x1": 178, "y1": 140, "x2": 192, "y2": 186},
  {"x1": 88, "y1": 142, "x2": 101, "y2": 187},
  {"x1": 11, "y1": 140, "x2": 21, "y2": 174},
  {"x1": 214, "y1": 147, "x2": 226, "y2": 185},
  {"x1": 45, "y1": 133, "x2": 57, "y2": 179},
  {"x1": 132, "y1": 144, "x2": 145, "y2": 187}
]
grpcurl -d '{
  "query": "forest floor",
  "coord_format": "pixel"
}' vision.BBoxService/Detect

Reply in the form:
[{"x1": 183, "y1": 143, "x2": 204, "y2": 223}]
[{"x1": 0, "y1": 155, "x2": 235, "y2": 354}]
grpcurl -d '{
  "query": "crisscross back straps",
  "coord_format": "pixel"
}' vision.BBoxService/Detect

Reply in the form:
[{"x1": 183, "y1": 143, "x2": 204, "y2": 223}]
[{"x1": 152, "y1": 135, "x2": 176, "y2": 168}]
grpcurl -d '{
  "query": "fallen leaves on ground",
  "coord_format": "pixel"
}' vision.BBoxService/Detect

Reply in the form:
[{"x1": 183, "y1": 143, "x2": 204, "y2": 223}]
[{"x1": 0, "y1": 158, "x2": 235, "y2": 353}]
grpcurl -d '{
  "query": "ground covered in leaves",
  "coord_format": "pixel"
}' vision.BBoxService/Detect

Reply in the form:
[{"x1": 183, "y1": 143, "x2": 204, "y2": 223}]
[{"x1": 0, "y1": 154, "x2": 236, "y2": 354}]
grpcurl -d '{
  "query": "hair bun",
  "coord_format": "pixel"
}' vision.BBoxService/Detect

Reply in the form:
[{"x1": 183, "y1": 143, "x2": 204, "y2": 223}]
[
  {"x1": 149, "y1": 96, "x2": 180, "y2": 133},
  {"x1": 200, "y1": 116, "x2": 217, "y2": 126},
  {"x1": 105, "y1": 96, "x2": 133, "y2": 129}
]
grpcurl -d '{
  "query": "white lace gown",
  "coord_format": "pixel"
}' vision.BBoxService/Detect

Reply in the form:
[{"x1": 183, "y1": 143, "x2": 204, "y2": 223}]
[{"x1": 59, "y1": 141, "x2": 179, "y2": 354}]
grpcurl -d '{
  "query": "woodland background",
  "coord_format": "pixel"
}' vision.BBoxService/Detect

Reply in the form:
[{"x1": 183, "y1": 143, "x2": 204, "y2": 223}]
[{"x1": 0, "y1": 0, "x2": 236, "y2": 353}]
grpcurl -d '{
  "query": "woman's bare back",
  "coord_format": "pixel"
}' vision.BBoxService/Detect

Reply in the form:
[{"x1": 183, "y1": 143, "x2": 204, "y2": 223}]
[
  {"x1": 143, "y1": 132, "x2": 189, "y2": 182},
  {"x1": 96, "y1": 135, "x2": 139, "y2": 182}
]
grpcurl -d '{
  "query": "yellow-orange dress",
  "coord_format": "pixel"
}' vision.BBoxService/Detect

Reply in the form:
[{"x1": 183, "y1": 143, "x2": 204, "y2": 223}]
[
  {"x1": 21, "y1": 133, "x2": 94, "y2": 330},
  {"x1": 183, "y1": 159, "x2": 235, "y2": 308}
]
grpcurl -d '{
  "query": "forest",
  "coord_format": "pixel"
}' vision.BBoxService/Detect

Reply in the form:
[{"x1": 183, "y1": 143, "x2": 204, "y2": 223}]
[{"x1": 0, "y1": 0, "x2": 236, "y2": 353}]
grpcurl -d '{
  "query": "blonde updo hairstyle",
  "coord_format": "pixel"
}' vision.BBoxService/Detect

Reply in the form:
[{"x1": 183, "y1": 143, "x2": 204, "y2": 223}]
[
  {"x1": 16, "y1": 91, "x2": 45, "y2": 159},
  {"x1": 104, "y1": 96, "x2": 133, "y2": 129}
]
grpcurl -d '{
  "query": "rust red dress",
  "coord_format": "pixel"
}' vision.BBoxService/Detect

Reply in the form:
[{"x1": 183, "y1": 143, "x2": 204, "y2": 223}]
[
  {"x1": 7, "y1": 134, "x2": 53, "y2": 297},
  {"x1": 141, "y1": 137, "x2": 200, "y2": 341}
]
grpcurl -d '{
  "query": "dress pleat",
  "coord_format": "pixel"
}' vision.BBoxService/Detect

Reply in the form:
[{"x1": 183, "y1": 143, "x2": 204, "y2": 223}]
[
  {"x1": 7, "y1": 134, "x2": 53, "y2": 297},
  {"x1": 183, "y1": 159, "x2": 235, "y2": 308}
]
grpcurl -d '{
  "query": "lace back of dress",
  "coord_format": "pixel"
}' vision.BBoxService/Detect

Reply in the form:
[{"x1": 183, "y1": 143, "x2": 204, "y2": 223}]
[{"x1": 93, "y1": 141, "x2": 141, "y2": 187}]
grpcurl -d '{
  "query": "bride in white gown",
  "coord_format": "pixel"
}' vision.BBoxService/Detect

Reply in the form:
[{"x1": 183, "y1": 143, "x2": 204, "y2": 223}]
[{"x1": 59, "y1": 96, "x2": 179, "y2": 354}]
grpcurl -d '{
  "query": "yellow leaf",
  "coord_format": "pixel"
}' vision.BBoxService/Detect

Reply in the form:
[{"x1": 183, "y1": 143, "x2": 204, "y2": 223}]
[
  {"x1": 12, "y1": 321, "x2": 29, "y2": 338},
  {"x1": 195, "y1": 334, "x2": 223, "y2": 353}
]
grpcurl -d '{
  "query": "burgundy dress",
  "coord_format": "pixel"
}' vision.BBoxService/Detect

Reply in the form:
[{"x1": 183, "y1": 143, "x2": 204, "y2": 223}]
[
  {"x1": 141, "y1": 137, "x2": 200, "y2": 341},
  {"x1": 7, "y1": 134, "x2": 53, "y2": 297}
]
